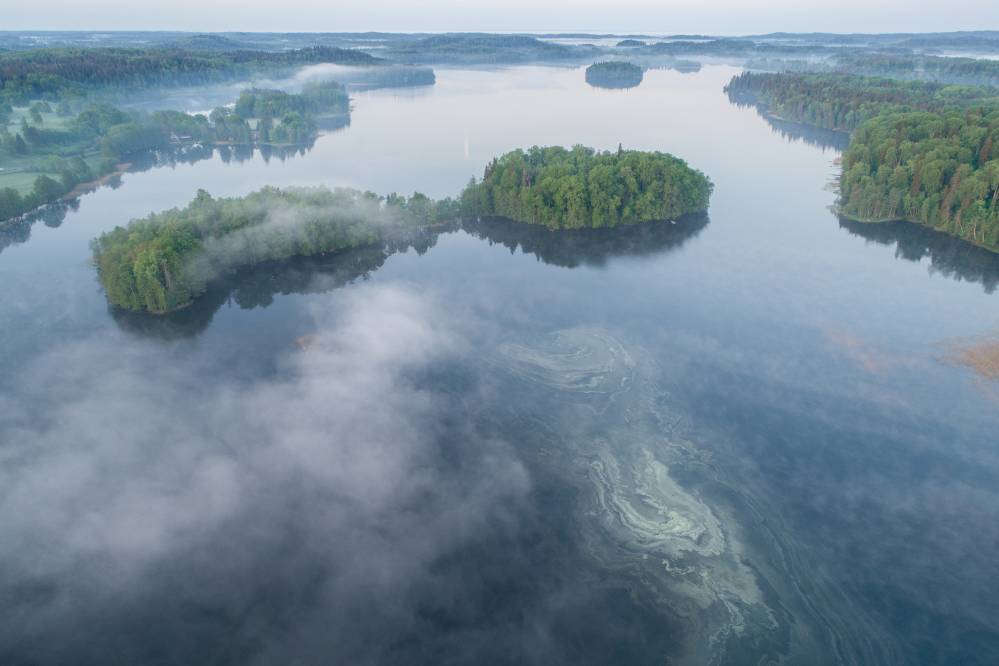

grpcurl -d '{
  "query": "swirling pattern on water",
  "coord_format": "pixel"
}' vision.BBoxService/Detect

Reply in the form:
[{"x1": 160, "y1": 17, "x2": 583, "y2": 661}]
[
  {"x1": 495, "y1": 326, "x2": 782, "y2": 664},
  {"x1": 499, "y1": 328, "x2": 635, "y2": 396}
]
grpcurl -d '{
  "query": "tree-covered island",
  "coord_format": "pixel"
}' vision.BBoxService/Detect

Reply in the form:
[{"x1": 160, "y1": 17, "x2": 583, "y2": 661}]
[
  {"x1": 91, "y1": 187, "x2": 457, "y2": 314},
  {"x1": 585, "y1": 61, "x2": 644, "y2": 89},
  {"x1": 92, "y1": 145, "x2": 713, "y2": 313},
  {"x1": 461, "y1": 146, "x2": 712, "y2": 229}
]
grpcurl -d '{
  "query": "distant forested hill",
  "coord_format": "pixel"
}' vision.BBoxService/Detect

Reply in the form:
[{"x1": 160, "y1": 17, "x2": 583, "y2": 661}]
[
  {"x1": 0, "y1": 46, "x2": 380, "y2": 103},
  {"x1": 381, "y1": 33, "x2": 596, "y2": 64}
]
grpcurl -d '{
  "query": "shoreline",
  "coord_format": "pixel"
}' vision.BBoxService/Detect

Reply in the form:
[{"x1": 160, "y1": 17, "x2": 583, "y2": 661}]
[
  {"x1": 0, "y1": 131, "x2": 328, "y2": 229},
  {"x1": 836, "y1": 207, "x2": 999, "y2": 255}
]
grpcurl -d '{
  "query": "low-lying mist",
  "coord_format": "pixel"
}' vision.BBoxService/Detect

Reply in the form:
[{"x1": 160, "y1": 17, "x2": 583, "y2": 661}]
[{"x1": 0, "y1": 284, "x2": 537, "y2": 664}]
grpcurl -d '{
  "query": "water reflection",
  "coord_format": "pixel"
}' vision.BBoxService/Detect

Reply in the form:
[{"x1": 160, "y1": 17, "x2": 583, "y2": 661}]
[
  {"x1": 760, "y1": 115, "x2": 849, "y2": 151},
  {"x1": 726, "y1": 90, "x2": 849, "y2": 151},
  {"x1": 464, "y1": 214, "x2": 709, "y2": 268},
  {"x1": 839, "y1": 217, "x2": 999, "y2": 293},
  {"x1": 112, "y1": 216, "x2": 708, "y2": 339},
  {"x1": 0, "y1": 202, "x2": 75, "y2": 256},
  {"x1": 0, "y1": 139, "x2": 332, "y2": 257},
  {"x1": 112, "y1": 230, "x2": 443, "y2": 339}
]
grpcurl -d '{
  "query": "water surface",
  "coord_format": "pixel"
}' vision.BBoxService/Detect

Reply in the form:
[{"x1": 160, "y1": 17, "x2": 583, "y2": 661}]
[{"x1": 1, "y1": 65, "x2": 998, "y2": 665}]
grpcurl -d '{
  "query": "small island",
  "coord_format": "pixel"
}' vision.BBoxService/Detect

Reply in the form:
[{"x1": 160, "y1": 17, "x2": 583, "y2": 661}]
[
  {"x1": 461, "y1": 146, "x2": 712, "y2": 229},
  {"x1": 585, "y1": 61, "x2": 644, "y2": 89},
  {"x1": 92, "y1": 145, "x2": 713, "y2": 313}
]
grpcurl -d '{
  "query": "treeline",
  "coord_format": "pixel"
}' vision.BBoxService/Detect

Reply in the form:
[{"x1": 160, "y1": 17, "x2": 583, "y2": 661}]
[
  {"x1": 0, "y1": 46, "x2": 378, "y2": 105},
  {"x1": 833, "y1": 54, "x2": 999, "y2": 89},
  {"x1": 841, "y1": 110, "x2": 999, "y2": 249},
  {"x1": 233, "y1": 81, "x2": 349, "y2": 118},
  {"x1": 742, "y1": 53, "x2": 999, "y2": 90},
  {"x1": 0, "y1": 82, "x2": 350, "y2": 222},
  {"x1": 725, "y1": 71, "x2": 999, "y2": 132},
  {"x1": 726, "y1": 71, "x2": 999, "y2": 251},
  {"x1": 160, "y1": 81, "x2": 348, "y2": 145},
  {"x1": 383, "y1": 33, "x2": 593, "y2": 64},
  {"x1": 461, "y1": 145, "x2": 712, "y2": 229},
  {"x1": 91, "y1": 186, "x2": 458, "y2": 313}
]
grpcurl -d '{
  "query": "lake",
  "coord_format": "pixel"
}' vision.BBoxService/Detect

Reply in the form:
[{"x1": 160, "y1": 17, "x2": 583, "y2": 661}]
[{"x1": 1, "y1": 64, "x2": 998, "y2": 665}]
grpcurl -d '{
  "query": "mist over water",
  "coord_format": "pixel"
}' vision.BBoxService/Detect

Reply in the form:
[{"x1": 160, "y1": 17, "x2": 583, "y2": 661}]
[{"x1": 1, "y1": 65, "x2": 998, "y2": 664}]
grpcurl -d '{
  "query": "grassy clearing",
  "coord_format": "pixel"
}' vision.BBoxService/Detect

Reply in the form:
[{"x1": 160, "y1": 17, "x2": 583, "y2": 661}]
[{"x1": 0, "y1": 169, "x2": 42, "y2": 196}]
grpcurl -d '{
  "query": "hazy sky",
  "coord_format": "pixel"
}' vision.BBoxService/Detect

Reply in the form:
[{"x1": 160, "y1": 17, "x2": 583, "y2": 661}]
[{"x1": 5, "y1": 0, "x2": 997, "y2": 34}]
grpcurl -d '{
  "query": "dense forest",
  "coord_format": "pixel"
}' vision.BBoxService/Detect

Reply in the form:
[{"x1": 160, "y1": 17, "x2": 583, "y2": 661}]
[
  {"x1": 727, "y1": 71, "x2": 999, "y2": 251},
  {"x1": 91, "y1": 186, "x2": 458, "y2": 313},
  {"x1": 233, "y1": 81, "x2": 349, "y2": 118},
  {"x1": 840, "y1": 109, "x2": 999, "y2": 250},
  {"x1": 725, "y1": 72, "x2": 999, "y2": 131},
  {"x1": 461, "y1": 146, "x2": 712, "y2": 229},
  {"x1": 832, "y1": 54, "x2": 999, "y2": 89},
  {"x1": 585, "y1": 62, "x2": 644, "y2": 89}
]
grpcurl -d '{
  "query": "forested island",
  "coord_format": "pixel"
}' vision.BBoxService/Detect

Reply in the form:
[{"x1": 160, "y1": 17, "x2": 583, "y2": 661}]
[
  {"x1": 727, "y1": 72, "x2": 999, "y2": 252},
  {"x1": 92, "y1": 146, "x2": 713, "y2": 312},
  {"x1": 91, "y1": 187, "x2": 458, "y2": 313},
  {"x1": 585, "y1": 62, "x2": 644, "y2": 89},
  {"x1": 461, "y1": 146, "x2": 712, "y2": 229}
]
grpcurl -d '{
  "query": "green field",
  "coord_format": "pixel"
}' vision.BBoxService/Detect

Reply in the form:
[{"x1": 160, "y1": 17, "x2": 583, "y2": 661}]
[
  {"x1": 0, "y1": 169, "x2": 42, "y2": 196},
  {"x1": 4, "y1": 105, "x2": 74, "y2": 134}
]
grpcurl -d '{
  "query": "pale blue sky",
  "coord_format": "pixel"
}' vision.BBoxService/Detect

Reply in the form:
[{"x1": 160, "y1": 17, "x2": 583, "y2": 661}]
[{"x1": 5, "y1": 0, "x2": 996, "y2": 34}]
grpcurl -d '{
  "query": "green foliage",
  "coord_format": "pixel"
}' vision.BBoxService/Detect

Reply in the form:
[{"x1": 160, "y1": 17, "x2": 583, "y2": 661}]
[
  {"x1": 100, "y1": 122, "x2": 169, "y2": 157},
  {"x1": 0, "y1": 187, "x2": 24, "y2": 220},
  {"x1": 385, "y1": 33, "x2": 582, "y2": 64},
  {"x1": 833, "y1": 53, "x2": 999, "y2": 89},
  {"x1": 0, "y1": 46, "x2": 379, "y2": 105},
  {"x1": 840, "y1": 109, "x2": 999, "y2": 250},
  {"x1": 32, "y1": 174, "x2": 65, "y2": 198},
  {"x1": 725, "y1": 72, "x2": 999, "y2": 132},
  {"x1": 461, "y1": 146, "x2": 712, "y2": 229},
  {"x1": 0, "y1": 82, "x2": 351, "y2": 222},
  {"x1": 91, "y1": 144, "x2": 711, "y2": 313},
  {"x1": 233, "y1": 81, "x2": 348, "y2": 119},
  {"x1": 92, "y1": 186, "x2": 451, "y2": 313},
  {"x1": 726, "y1": 72, "x2": 999, "y2": 252}
]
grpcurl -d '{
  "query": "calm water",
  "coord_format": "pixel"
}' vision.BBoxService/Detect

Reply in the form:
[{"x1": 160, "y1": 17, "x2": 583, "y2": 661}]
[{"x1": 1, "y1": 65, "x2": 998, "y2": 665}]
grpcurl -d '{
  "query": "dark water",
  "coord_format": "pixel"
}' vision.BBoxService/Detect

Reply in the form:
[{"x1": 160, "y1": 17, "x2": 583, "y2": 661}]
[{"x1": 1, "y1": 65, "x2": 998, "y2": 665}]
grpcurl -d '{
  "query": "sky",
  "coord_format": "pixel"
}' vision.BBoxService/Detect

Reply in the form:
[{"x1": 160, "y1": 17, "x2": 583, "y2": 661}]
[{"x1": 4, "y1": 0, "x2": 998, "y2": 35}]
